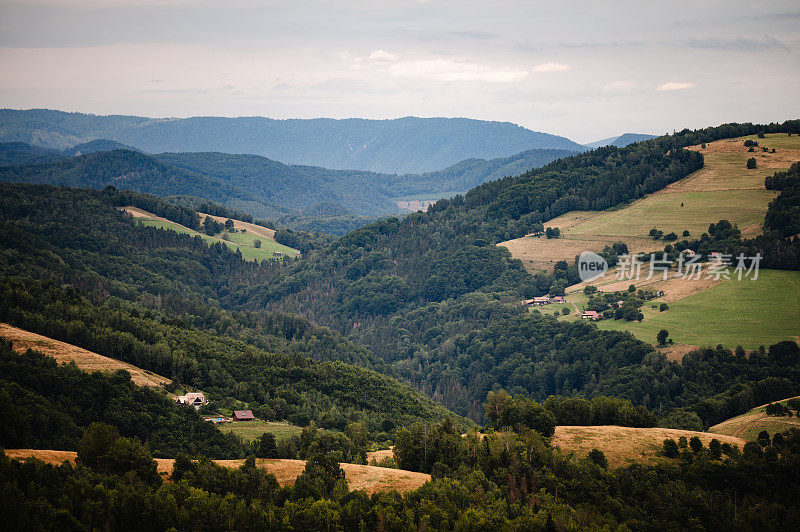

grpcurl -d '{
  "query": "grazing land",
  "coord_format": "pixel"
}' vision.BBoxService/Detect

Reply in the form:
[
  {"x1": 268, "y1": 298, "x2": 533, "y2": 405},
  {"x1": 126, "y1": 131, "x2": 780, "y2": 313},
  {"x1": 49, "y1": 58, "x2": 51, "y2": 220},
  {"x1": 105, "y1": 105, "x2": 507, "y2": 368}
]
[
  {"x1": 551, "y1": 425, "x2": 745, "y2": 468},
  {"x1": 592, "y1": 269, "x2": 800, "y2": 350},
  {"x1": 121, "y1": 206, "x2": 299, "y2": 260},
  {"x1": 500, "y1": 133, "x2": 800, "y2": 271},
  {"x1": 221, "y1": 420, "x2": 305, "y2": 442},
  {"x1": 709, "y1": 397, "x2": 800, "y2": 441},
  {"x1": 4, "y1": 450, "x2": 430, "y2": 495},
  {"x1": 0, "y1": 322, "x2": 171, "y2": 387}
]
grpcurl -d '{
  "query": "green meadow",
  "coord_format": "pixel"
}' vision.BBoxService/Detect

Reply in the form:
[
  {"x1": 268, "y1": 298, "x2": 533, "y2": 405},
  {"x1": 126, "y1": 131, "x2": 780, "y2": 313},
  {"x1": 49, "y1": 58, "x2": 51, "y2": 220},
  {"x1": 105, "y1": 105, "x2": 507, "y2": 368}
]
[
  {"x1": 592, "y1": 269, "x2": 800, "y2": 350},
  {"x1": 220, "y1": 420, "x2": 307, "y2": 443},
  {"x1": 138, "y1": 218, "x2": 298, "y2": 261}
]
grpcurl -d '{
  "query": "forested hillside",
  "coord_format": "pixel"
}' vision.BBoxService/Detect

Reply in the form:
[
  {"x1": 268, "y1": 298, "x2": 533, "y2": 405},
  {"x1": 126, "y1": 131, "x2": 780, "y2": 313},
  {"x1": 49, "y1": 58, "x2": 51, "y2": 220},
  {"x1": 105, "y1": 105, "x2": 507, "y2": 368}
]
[
  {"x1": 0, "y1": 143, "x2": 574, "y2": 234},
  {"x1": 0, "y1": 109, "x2": 586, "y2": 173},
  {"x1": 0, "y1": 184, "x2": 462, "y2": 436},
  {"x1": 228, "y1": 120, "x2": 800, "y2": 420}
]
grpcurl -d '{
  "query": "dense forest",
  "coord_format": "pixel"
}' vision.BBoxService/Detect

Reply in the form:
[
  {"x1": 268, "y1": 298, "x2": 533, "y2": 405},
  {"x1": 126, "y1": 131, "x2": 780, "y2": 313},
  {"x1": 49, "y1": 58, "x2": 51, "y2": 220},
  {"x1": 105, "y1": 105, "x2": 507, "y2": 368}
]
[{"x1": 3, "y1": 408, "x2": 800, "y2": 530}]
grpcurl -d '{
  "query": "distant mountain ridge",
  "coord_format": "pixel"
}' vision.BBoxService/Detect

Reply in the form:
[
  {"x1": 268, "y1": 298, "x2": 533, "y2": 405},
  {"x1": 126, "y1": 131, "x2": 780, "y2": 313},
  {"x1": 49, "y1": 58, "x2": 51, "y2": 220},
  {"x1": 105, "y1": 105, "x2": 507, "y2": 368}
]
[
  {"x1": 584, "y1": 132, "x2": 657, "y2": 149},
  {"x1": 0, "y1": 108, "x2": 585, "y2": 174}
]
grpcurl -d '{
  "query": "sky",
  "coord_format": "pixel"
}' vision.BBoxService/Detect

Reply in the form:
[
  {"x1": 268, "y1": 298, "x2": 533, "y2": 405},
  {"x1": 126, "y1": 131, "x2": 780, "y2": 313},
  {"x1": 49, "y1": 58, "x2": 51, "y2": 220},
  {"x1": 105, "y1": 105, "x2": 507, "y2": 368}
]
[{"x1": 0, "y1": 0, "x2": 798, "y2": 143}]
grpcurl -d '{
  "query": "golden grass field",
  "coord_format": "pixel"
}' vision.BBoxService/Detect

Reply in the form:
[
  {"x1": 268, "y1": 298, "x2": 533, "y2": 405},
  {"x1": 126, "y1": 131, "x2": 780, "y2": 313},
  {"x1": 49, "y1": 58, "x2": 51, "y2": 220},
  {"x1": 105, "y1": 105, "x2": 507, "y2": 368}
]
[
  {"x1": 3, "y1": 450, "x2": 430, "y2": 495},
  {"x1": 551, "y1": 426, "x2": 746, "y2": 468},
  {"x1": 709, "y1": 396, "x2": 800, "y2": 441},
  {"x1": 499, "y1": 133, "x2": 800, "y2": 271},
  {"x1": 0, "y1": 322, "x2": 171, "y2": 387}
]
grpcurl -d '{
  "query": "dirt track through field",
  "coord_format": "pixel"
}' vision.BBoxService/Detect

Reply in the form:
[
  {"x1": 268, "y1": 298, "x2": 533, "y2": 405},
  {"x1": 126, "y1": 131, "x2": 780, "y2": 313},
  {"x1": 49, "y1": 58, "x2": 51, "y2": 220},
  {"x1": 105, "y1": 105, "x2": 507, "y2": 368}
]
[
  {"x1": 0, "y1": 323, "x2": 171, "y2": 387},
  {"x1": 3, "y1": 450, "x2": 429, "y2": 495}
]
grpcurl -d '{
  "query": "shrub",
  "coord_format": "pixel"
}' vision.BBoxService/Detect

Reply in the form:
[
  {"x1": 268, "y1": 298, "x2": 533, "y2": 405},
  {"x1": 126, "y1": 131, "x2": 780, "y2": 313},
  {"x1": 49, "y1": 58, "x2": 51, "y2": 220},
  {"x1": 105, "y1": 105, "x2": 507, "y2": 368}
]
[
  {"x1": 746, "y1": 157, "x2": 757, "y2": 169},
  {"x1": 659, "y1": 303, "x2": 669, "y2": 312},
  {"x1": 588, "y1": 449, "x2": 608, "y2": 468},
  {"x1": 682, "y1": 230, "x2": 690, "y2": 237},
  {"x1": 562, "y1": 307, "x2": 571, "y2": 315}
]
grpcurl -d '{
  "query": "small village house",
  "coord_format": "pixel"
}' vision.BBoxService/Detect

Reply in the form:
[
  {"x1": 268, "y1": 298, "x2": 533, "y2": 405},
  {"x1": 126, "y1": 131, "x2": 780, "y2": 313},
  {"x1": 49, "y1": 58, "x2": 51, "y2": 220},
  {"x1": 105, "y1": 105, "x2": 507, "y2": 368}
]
[
  {"x1": 176, "y1": 392, "x2": 207, "y2": 410},
  {"x1": 533, "y1": 296, "x2": 551, "y2": 306},
  {"x1": 552, "y1": 296, "x2": 566, "y2": 304},
  {"x1": 232, "y1": 410, "x2": 255, "y2": 422},
  {"x1": 581, "y1": 310, "x2": 601, "y2": 320}
]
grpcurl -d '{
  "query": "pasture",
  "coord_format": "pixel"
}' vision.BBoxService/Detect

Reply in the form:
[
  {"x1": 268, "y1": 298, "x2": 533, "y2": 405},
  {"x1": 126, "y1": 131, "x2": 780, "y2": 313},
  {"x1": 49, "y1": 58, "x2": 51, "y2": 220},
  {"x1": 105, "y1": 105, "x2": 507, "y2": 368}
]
[
  {"x1": 221, "y1": 420, "x2": 305, "y2": 443},
  {"x1": 552, "y1": 425, "x2": 745, "y2": 468},
  {"x1": 592, "y1": 269, "x2": 800, "y2": 350},
  {"x1": 499, "y1": 133, "x2": 800, "y2": 271},
  {"x1": 122, "y1": 206, "x2": 298, "y2": 260},
  {"x1": 709, "y1": 397, "x2": 800, "y2": 441}
]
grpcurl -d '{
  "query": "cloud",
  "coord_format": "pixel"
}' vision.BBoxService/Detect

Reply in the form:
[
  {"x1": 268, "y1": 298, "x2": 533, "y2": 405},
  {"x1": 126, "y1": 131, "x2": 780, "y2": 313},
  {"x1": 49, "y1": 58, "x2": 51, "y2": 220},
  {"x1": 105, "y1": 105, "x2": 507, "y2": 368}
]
[
  {"x1": 685, "y1": 35, "x2": 789, "y2": 52},
  {"x1": 531, "y1": 62, "x2": 570, "y2": 72},
  {"x1": 655, "y1": 81, "x2": 695, "y2": 91},
  {"x1": 603, "y1": 80, "x2": 637, "y2": 92},
  {"x1": 369, "y1": 49, "x2": 397, "y2": 62},
  {"x1": 385, "y1": 58, "x2": 528, "y2": 83}
]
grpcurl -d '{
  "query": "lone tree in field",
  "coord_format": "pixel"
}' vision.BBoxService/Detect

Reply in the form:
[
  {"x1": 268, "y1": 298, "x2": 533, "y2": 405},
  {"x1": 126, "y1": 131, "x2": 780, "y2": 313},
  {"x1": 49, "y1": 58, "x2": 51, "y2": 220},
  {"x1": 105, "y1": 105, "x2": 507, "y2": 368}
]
[
  {"x1": 253, "y1": 239, "x2": 262, "y2": 248},
  {"x1": 746, "y1": 157, "x2": 757, "y2": 169},
  {"x1": 657, "y1": 329, "x2": 669, "y2": 345}
]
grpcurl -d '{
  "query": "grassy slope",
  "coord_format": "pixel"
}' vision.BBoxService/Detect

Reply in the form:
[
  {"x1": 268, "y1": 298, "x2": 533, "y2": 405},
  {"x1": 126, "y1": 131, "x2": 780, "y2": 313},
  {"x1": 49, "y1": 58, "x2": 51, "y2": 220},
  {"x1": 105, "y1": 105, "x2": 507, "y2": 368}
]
[
  {"x1": 709, "y1": 397, "x2": 800, "y2": 440},
  {"x1": 0, "y1": 322, "x2": 171, "y2": 387},
  {"x1": 509, "y1": 133, "x2": 800, "y2": 350},
  {"x1": 552, "y1": 425, "x2": 745, "y2": 468},
  {"x1": 592, "y1": 269, "x2": 800, "y2": 349},
  {"x1": 500, "y1": 133, "x2": 800, "y2": 271},
  {"x1": 128, "y1": 210, "x2": 299, "y2": 260},
  {"x1": 220, "y1": 420, "x2": 306, "y2": 443}
]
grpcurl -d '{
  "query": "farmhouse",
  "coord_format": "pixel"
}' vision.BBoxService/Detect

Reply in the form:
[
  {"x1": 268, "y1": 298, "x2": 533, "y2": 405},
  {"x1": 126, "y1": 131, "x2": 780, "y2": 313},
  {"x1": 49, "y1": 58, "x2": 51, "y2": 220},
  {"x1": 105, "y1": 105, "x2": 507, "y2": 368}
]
[
  {"x1": 232, "y1": 410, "x2": 255, "y2": 422},
  {"x1": 581, "y1": 310, "x2": 601, "y2": 320},
  {"x1": 533, "y1": 296, "x2": 551, "y2": 306},
  {"x1": 273, "y1": 251, "x2": 283, "y2": 257},
  {"x1": 176, "y1": 392, "x2": 207, "y2": 409},
  {"x1": 552, "y1": 296, "x2": 566, "y2": 304}
]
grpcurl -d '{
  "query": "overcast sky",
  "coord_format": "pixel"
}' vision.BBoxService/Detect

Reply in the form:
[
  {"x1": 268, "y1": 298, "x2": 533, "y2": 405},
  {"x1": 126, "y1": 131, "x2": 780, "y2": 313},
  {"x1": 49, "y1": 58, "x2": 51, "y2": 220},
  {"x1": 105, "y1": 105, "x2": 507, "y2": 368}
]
[{"x1": 1, "y1": 0, "x2": 798, "y2": 143}]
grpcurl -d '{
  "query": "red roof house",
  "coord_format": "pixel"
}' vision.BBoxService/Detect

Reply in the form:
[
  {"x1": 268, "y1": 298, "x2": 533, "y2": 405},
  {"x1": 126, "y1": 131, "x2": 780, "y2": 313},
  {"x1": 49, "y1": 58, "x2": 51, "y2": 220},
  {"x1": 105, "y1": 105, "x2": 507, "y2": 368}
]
[
  {"x1": 581, "y1": 310, "x2": 601, "y2": 320},
  {"x1": 232, "y1": 410, "x2": 255, "y2": 422}
]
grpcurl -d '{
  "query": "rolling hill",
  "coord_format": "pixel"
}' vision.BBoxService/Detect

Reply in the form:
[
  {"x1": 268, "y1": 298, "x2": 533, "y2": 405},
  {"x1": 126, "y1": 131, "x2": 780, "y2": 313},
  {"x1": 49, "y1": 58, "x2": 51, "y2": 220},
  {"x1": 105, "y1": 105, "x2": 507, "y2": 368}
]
[
  {"x1": 709, "y1": 396, "x2": 800, "y2": 440},
  {"x1": 500, "y1": 132, "x2": 800, "y2": 350},
  {"x1": 3, "y1": 449, "x2": 431, "y2": 495},
  {"x1": 0, "y1": 322, "x2": 171, "y2": 387},
  {"x1": 0, "y1": 108, "x2": 586, "y2": 173}
]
